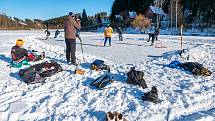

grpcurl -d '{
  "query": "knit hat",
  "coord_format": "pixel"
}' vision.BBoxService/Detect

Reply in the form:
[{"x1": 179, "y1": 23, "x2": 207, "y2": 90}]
[
  {"x1": 16, "y1": 39, "x2": 24, "y2": 47},
  {"x1": 69, "y1": 12, "x2": 75, "y2": 16}
]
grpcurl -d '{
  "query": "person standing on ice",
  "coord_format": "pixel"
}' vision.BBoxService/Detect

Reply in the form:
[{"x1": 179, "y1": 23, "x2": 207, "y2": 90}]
[
  {"x1": 64, "y1": 12, "x2": 81, "y2": 65},
  {"x1": 54, "y1": 29, "x2": 60, "y2": 38},
  {"x1": 117, "y1": 26, "x2": 123, "y2": 41},
  {"x1": 104, "y1": 24, "x2": 113, "y2": 46}
]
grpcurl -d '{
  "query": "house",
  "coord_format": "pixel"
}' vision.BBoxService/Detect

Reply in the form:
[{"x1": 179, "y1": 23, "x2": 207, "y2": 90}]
[
  {"x1": 128, "y1": 11, "x2": 137, "y2": 19},
  {"x1": 115, "y1": 15, "x2": 123, "y2": 21},
  {"x1": 145, "y1": 6, "x2": 165, "y2": 19},
  {"x1": 145, "y1": 6, "x2": 166, "y2": 28}
]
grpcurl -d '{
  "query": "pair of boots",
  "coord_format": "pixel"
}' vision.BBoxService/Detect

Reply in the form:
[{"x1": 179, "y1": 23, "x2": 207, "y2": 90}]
[{"x1": 106, "y1": 112, "x2": 128, "y2": 121}]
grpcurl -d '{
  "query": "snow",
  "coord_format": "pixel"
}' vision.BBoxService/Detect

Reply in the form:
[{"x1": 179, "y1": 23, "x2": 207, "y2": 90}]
[{"x1": 0, "y1": 30, "x2": 214, "y2": 121}]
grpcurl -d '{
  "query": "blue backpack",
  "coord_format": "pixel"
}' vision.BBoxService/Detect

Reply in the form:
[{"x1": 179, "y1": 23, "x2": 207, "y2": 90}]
[{"x1": 169, "y1": 60, "x2": 181, "y2": 69}]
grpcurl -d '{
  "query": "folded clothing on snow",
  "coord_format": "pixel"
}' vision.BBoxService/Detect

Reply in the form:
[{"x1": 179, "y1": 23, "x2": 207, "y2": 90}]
[
  {"x1": 18, "y1": 60, "x2": 63, "y2": 84},
  {"x1": 91, "y1": 60, "x2": 110, "y2": 72},
  {"x1": 169, "y1": 61, "x2": 212, "y2": 76},
  {"x1": 142, "y1": 86, "x2": 159, "y2": 104},
  {"x1": 127, "y1": 67, "x2": 147, "y2": 89}
]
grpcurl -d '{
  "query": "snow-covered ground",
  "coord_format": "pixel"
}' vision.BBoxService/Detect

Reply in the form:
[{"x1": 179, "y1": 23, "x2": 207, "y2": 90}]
[{"x1": 0, "y1": 30, "x2": 214, "y2": 121}]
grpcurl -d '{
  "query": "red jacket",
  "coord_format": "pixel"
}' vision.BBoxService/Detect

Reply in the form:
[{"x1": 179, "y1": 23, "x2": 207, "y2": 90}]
[{"x1": 64, "y1": 16, "x2": 81, "y2": 40}]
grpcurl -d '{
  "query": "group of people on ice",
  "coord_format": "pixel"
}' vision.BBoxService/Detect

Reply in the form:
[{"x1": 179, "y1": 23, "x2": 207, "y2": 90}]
[{"x1": 9, "y1": 12, "x2": 212, "y2": 121}]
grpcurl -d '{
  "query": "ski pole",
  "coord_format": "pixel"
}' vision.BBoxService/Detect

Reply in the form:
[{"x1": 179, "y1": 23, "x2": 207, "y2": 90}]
[
  {"x1": 77, "y1": 35, "x2": 85, "y2": 62},
  {"x1": 180, "y1": 25, "x2": 183, "y2": 50}
]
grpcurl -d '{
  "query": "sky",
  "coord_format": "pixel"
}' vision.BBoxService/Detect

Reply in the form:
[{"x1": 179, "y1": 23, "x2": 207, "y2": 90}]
[{"x1": 0, "y1": 0, "x2": 114, "y2": 20}]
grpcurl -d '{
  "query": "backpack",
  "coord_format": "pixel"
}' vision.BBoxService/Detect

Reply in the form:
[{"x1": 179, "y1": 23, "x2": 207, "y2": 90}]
[
  {"x1": 90, "y1": 74, "x2": 113, "y2": 89},
  {"x1": 169, "y1": 60, "x2": 181, "y2": 69},
  {"x1": 91, "y1": 60, "x2": 110, "y2": 72},
  {"x1": 180, "y1": 62, "x2": 212, "y2": 76},
  {"x1": 127, "y1": 67, "x2": 147, "y2": 89},
  {"x1": 142, "y1": 86, "x2": 159, "y2": 104},
  {"x1": 18, "y1": 61, "x2": 63, "y2": 84}
]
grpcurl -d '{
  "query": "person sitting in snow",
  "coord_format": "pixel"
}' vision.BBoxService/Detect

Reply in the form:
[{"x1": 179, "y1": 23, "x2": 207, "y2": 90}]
[
  {"x1": 104, "y1": 24, "x2": 113, "y2": 46},
  {"x1": 11, "y1": 39, "x2": 45, "y2": 65}
]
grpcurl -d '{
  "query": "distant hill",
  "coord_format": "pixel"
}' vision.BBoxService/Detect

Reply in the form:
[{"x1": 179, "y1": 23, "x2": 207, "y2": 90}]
[
  {"x1": 0, "y1": 14, "x2": 106, "y2": 30},
  {"x1": 0, "y1": 15, "x2": 26, "y2": 29},
  {"x1": 43, "y1": 15, "x2": 67, "y2": 29},
  {"x1": 0, "y1": 15, "x2": 44, "y2": 30}
]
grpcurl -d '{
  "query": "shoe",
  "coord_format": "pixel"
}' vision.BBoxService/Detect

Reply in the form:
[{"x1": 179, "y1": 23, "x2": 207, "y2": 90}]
[
  {"x1": 41, "y1": 52, "x2": 45, "y2": 59},
  {"x1": 106, "y1": 112, "x2": 115, "y2": 121},
  {"x1": 114, "y1": 112, "x2": 123, "y2": 121}
]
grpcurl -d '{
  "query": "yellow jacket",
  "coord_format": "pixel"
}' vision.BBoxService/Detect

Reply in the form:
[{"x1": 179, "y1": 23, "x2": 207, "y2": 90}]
[{"x1": 104, "y1": 27, "x2": 113, "y2": 37}]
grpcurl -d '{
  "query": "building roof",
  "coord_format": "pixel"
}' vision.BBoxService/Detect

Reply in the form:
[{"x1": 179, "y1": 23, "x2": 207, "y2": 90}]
[
  {"x1": 148, "y1": 6, "x2": 165, "y2": 15},
  {"x1": 128, "y1": 11, "x2": 137, "y2": 19}
]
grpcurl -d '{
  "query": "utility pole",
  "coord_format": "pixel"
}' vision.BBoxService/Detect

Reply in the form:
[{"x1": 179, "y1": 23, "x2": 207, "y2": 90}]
[
  {"x1": 170, "y1": 0, "x2": 173, "y2": 28},
  {"x1": 176, "y1": 0, "x2": 178, "y2": 29}
]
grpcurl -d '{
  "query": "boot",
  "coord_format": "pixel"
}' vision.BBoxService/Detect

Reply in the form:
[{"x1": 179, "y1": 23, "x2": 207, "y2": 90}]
[
  {"x1": 106, "y1": 112, "x2": 115, "y2": 121},
  {"x1": 114, "y1": 112, "x2": 123, "y2": 121}
]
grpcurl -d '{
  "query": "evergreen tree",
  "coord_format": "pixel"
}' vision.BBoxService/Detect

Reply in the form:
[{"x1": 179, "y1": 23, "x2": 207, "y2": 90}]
[
  {"x1": 96, "y1": 14, "x2": 102, "y2": 23},
  {"x1": 81, "y1": 9, "x2": 89, "y2": 27}
]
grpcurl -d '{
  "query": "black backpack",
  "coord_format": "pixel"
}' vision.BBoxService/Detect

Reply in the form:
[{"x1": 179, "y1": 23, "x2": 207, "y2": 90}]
[
  {"x1": 18, "y1": 61, "x2": 63, "y2": 84},
  {"x1": 90, "y1": 74, "x2": 113, "y2": 89},
  {"x1": 127, "y1": 67, "x2": 147, "y2": 89},
  {"x1": 142, "y1": 86, "x2": 159, "y2": 104},
  {"x1": 91, "y1": 60, "x2": 110, "y2": 72},
  {"x1": 180, "y1": 62, "x2": 212, "y2": 76}
]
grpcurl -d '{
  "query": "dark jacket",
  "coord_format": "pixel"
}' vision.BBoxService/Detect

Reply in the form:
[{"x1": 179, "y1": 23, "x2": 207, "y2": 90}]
[
  {"x1": 64, "y1": 16, "x2": 81, "y2": 40},
  {"x1": 117, "y1": 27, "x2": 122, "y2": 34},
  {"x1": 11, "y1": 45, "x2": 28, "y2": 61}
]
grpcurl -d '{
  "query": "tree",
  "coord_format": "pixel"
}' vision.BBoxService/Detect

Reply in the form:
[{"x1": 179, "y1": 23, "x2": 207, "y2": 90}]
[
  {"x1": 81, "y1": 9, "x2": 89, "y2": 27},
  {"x1": 131, "y1": 14, "x2": 151, "y2": 30},
  {"x1": 111, "y1": 0, "x2": 154, "y2": 22},
  {"x1": 96, "y1": 14, "x2": 102, "y2": 24}
]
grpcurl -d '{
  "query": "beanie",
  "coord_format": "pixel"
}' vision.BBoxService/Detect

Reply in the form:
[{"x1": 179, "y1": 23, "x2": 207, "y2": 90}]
[
  {"x1": 16, "y1": 39, "x2": 24, "y2": 47},
  {"x1": 69, "y1": 12, "x2": 75, "y2": 16}
]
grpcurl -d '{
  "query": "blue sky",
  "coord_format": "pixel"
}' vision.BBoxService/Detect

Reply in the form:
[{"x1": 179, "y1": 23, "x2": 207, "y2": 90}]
[{"x1": 0, "y1": 0, "x2": 114, "y2": 20}]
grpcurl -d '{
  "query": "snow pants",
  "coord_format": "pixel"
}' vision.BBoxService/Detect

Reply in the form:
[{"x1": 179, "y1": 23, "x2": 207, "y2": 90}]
[
  {"x1": 104, "y1": 37, "x2": 112, "y2": 46},
  {"x1": 65, "y1": 39, "x2": 76, "y2": 63}
]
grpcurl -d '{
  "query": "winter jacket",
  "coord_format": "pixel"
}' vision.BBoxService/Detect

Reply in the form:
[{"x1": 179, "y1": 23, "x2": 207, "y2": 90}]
[
  {"x1": 104, "y1": 27, "x2": 113, "y2": 37},
  {"x1": 11, "y1": 45, "x2": 28, "y2": 62},
  {"x1": 117, "y1": 28, "x2": 122, "y2": 34},
  {"x1": 64, "y1": 16, "x2": 81, "y2": 40}
]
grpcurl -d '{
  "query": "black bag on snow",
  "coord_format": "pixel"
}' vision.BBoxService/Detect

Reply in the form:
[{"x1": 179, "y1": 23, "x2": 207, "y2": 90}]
[
  {"x1": 180, "y1": 62, "x2": 212, "y2": 76},
  {"x1": 90, "y1": 74, "x2": 113, "y2": 89},
  {"x1": 127, "y1": 67, "x2": 147, "y2": 89},
  {"x1": 142, "y1": 86, "x2": 159, "y2": 104},
  {"x1": 91, "y1": 60, "x2": 110, "y2": 72},
  {"x1": 18, "y1": 61, "x2": 63, "y2": 84}
]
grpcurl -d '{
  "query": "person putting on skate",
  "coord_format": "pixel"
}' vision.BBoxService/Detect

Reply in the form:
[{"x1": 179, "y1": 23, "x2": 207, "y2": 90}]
[{"x1": 11, "y1": 39, "x2": 45, "y2": 67}]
